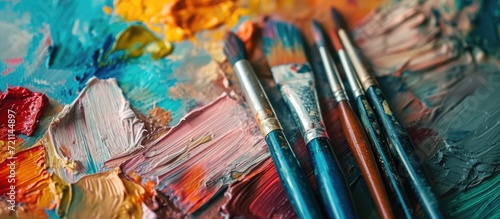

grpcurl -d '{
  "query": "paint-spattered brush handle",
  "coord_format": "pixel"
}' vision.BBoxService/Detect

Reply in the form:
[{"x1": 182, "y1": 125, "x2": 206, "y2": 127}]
[
  {"x1": 365, "y1": 85, "x2": 443, "y2": 219},
  {"x1": 354, "y1": 95, "x2": 413, "y2": 219},
  {"x1": 306, "y1": 137, "x2": 357, "y2": 219},
  {"x1": 337, "y1": 100, "x2": 394, "y2": 219},
  {"x1": 264, "y1": 130, "x2": 324, "y2": 219}
]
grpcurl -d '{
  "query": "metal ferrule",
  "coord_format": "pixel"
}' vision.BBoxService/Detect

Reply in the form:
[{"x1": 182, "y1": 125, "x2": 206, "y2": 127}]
[
  {"x1": 318, "y1": 46, "x2": 348, "y2": 103},
  {"x1": 234, "y1": 60, "x2": 282, "y2": 136},
  {"x1": 271, "y1": 63, "x2": 329, "y2": 144},
  {"x1": 338, "y1": 50, "x2": 364, "y2": 98}
]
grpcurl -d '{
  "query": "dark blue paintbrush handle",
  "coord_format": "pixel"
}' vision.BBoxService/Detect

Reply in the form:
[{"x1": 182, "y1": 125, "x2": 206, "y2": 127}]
[
  {"x1": 306, "y1": 137, "x2": 357, "y2": 219},
  {"x1": 354, "y1": 95, "x2": 412, "y2": 218},
  {"x1": 265, "y1": 130, "x2": 324, "y2": 219},
  {"x1": 366, "y1": 86, "x2": 443, "y2": 219}
]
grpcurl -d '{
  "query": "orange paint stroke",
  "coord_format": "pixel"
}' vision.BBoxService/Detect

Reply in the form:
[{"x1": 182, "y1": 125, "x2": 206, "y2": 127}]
[{"x1": 0, "y1": 145, "x2": 55, "y2": 219}]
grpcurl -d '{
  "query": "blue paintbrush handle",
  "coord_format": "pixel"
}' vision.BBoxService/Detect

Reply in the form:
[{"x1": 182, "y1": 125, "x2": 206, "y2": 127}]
[
  {"x1": 306, "y1": 137, "x2": 357, "y2": 219},
  {"x1": 366, "y1": 85, "x2": 443, "y2": 219},
  {"x1": 265, "y1": 130, "x2": 324, "y2": 219},
  {"x1": 354, "y1": 95, "x2": 412, "y2": 218}
]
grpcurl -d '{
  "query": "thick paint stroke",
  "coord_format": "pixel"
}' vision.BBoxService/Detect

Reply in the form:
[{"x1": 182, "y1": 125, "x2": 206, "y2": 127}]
[
  {"x1": 0, "y1": 145, "x2": 54, "y2": 219},
  {"x1": 45, "y1": 77, "x2": 145, "y2": 182},
  {"x1": 443, "y1": 173, "x2": 500, "y2": 218},
  {"x1": 105, "y1": 93, "x2": 269, "y2": 215},
  {"x1": 0, "y1": 87, "x2": 48, "y2": 140},
  {"x1": 50, "y1": 168, "x2": 154, "y2": 219},
  {"x1": 425, "y1": 70, "x2": 500, "y2": 193}
]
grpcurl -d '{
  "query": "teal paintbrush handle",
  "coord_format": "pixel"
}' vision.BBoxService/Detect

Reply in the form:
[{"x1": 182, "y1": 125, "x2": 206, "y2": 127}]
[
  {"x1": 354, "y1": 95, "x2": 412, "y2": 218},
  {"x1": 306, "y1": 137, "x2": 357, "y2": 219},
  {"x1": 365, "y1": 85, "x2": 443, "y2": 219},
  {"x1": 265, "y1": 130, "x2": 324, "y2": 219}
]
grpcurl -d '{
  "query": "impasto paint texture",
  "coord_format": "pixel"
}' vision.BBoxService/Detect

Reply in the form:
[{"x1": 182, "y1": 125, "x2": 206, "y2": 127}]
[
  {"x1": 46, "y1": 77, "x2": 146, "y2": 183},
  {"x1": 49, "y1": 168, "x2": 153, "y2": 219},
  {"x1": 106, "y1": 93, "x2": 269, "y2": 215},
  {"x1": 113, "y1": 0, "x2": 246, "y2": 41},
  {"x1": 353, "y1": 0, "x2": 500, "y2": 217},
  {"x1": 2, "y1": 0, "x2": 500, "y2": 218},
  {"x1": 0, "y1": 87, "x2": 48, "y2": 140},
  {"x1": 0, "y1": 146, "x2": 53, "y2": 219}
]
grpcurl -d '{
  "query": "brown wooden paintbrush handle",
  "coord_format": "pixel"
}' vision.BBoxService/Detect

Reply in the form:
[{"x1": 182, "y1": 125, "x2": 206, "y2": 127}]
[{"x1": 337, "y1": 100, "x2": 394, "y2": 219}]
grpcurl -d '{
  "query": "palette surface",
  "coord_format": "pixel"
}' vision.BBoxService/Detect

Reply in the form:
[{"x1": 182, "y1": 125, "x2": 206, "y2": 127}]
[{"x1": 1, "y1": 0, "x2": 500, "y2": 218}]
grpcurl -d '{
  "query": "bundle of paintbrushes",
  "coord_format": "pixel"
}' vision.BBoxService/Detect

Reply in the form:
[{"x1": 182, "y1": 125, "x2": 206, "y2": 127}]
[
  {"x1": 308, "y1": 20, "x2": 395, "y2": 219},
  {"x1": 311, "y1": 19, "x2": 414, "y2": 219},
  {"x1": 262, "y1": 20, "x2": 357, "y2": 219},
  {"x1": 225, "y1": 14, "x2": 445, "y2": 218},
  {"x1": 328, "y1": 7, "x2": 444, "y2": 219}
]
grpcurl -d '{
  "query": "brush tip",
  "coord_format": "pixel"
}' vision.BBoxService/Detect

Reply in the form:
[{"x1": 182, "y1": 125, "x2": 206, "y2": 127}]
[
  {"x1": 223, "y1": 32, "x2": 247, "y2": 66},
  {"x1": 262, "y1": 20, "x2": 307, "y2": 66},
  {"x1": 311, "y1": 20, "x2": 326, "y2": 47},
  {"x1": 331, "y1": 7, "x2": 346, "y2": 31}
]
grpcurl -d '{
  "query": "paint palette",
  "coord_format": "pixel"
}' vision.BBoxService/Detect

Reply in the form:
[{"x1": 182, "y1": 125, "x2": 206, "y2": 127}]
[{"x1": 1, "y1": 0, "x2": 500, "y2": 218}]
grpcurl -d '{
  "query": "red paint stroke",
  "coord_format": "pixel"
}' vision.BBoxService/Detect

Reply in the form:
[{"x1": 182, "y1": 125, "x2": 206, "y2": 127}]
[
  {"x1": 2, "y1": 57, "x2": 23, "y2": 76},
  {"x1": 0, "y1": 87, "x2": 48, "y2": 140}
]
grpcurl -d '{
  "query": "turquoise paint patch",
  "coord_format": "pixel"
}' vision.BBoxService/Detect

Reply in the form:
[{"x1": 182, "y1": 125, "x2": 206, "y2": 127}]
[{"x1": 45, "y1": 208, "x2": 62, "y2": 219}]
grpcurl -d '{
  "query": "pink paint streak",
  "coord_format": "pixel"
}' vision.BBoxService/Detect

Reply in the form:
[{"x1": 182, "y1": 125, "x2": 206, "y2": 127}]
[
  {"x1": 2, "y1": 58, "x2": 23, "y2": 76},
  {"x1": 106, "y1": 93, "x2": 269, "y2": 215}
]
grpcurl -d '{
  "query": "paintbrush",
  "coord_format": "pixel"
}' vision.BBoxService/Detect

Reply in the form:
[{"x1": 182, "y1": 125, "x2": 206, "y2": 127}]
[
  {"x1": 223, "y1": 31, "x2": 324, "y2": 219},
  {"x1": 325, "y1": 20, "x2": 413, "y2": 219},
  {"x1": 261, "y1": 20, "x2": 356, "y2": 219},
  {"x1": 331, "y1": 7, "x2": 444, "y2": 219},
  {"x1": 310, "y1": 20, "x2": 395, "y2": 219}
]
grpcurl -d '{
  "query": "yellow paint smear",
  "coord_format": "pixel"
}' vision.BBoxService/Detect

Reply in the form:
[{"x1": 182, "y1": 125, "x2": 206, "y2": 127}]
[
  {"x1": 109, "y1": 25, "x2": 172, "y2": 60},
  {"x1": 114, "y1": 0, "x2": 247, "y2": 42},
  {"x1": 382, "y1": 100, "x2": 394, "y2": 115},
  {"x1": 52, "y1": 168, "x2": 153, "y2": 219}
]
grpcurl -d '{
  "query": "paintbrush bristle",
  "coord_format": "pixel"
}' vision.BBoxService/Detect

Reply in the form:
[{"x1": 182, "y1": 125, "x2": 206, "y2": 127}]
[
  {"x1": 311, "y1": 20, "x2": 327, "y2": 47},
  {"x1": 331, "y1": 7, "x2": 346, "y2": 31},
  {"x1": 223, "y1": 32, "x2": 247, "y2": 66},
  {"x1": 262, "y1": 20, "x2": 307, "y2": 67}
]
